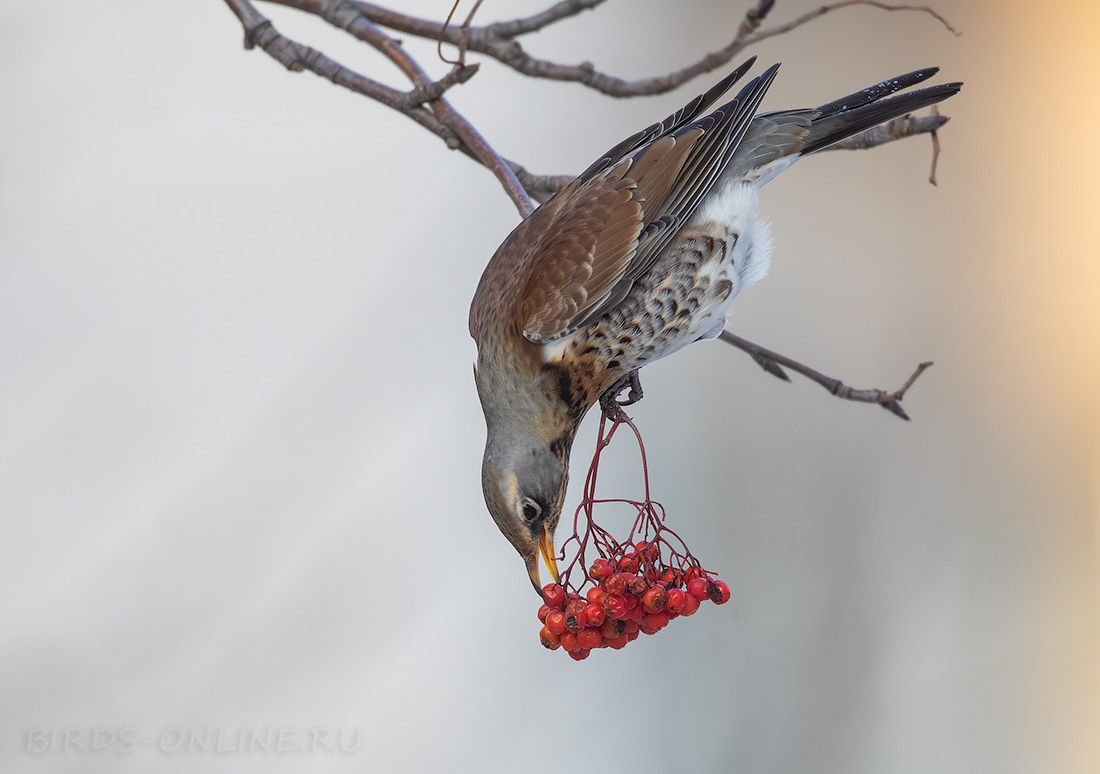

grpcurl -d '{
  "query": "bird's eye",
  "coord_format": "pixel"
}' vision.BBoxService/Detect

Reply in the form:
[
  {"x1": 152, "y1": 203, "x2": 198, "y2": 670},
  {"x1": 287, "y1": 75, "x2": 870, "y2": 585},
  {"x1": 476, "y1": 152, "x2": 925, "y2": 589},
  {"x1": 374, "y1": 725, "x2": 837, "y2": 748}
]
[{"x1": 521, "y1": 498, "x2": 542, "y2": 524}]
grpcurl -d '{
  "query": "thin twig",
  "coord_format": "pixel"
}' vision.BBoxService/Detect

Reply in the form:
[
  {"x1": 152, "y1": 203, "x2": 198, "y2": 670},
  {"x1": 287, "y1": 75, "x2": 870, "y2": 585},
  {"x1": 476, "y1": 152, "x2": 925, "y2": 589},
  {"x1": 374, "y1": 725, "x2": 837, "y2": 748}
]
[
  {"x1": 718, "y1": 331, "x2": 933, "y2": 420},
  {"x1": 458, "y1": 0, "x2": 487, "y2": 66},
  {"x1": 744, "y1": 0, "x2": 961, "y2": 46},
  {"x1": 437, "y1": 0, "x2": 463, "y2": 66},
  {"x1": 928, "y1": 106, "x2": 942, "y2": 185},
  {"x1": 485, "y1": 0, "x2": 606, "y2": 38}
]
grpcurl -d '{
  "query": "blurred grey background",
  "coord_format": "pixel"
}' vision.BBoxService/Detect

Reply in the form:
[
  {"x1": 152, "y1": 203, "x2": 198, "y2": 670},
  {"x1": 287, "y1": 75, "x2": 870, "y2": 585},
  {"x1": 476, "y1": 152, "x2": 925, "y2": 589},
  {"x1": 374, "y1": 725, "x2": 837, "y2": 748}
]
[{"x1": 1, "y1": 1, "x2": 1096, "y2": 772}]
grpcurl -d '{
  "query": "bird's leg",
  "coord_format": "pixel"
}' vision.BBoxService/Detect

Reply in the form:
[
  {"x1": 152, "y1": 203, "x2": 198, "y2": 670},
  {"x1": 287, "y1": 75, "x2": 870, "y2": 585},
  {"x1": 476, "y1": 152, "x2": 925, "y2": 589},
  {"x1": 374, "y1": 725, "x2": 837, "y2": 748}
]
[{"x1": 599, "y1": 370, "x2": 644, "y2": 417}]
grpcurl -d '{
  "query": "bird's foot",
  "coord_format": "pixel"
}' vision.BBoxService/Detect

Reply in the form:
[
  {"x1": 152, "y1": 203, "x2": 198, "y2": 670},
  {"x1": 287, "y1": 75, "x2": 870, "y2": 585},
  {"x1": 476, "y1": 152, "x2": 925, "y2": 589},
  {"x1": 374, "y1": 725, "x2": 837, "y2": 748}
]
[{"x1": 599, "y1": 370, "x2": 643, "y2": 418}]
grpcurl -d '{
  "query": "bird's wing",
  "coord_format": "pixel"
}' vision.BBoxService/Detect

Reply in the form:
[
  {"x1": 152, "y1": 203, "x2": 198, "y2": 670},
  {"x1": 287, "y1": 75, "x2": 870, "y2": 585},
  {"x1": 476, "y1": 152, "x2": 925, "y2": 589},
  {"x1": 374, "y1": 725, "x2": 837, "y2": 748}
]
[{"x1": 518, "y1": 63, "x2": 780, "y2": 344}]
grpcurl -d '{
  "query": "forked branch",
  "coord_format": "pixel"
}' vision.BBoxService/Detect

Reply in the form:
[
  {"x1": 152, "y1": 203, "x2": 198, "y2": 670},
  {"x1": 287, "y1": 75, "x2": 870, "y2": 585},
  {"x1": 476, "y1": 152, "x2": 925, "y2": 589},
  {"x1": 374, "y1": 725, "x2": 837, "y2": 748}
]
[{"x1": 718, "y1": 331, "x2": 933, "y2": 420}]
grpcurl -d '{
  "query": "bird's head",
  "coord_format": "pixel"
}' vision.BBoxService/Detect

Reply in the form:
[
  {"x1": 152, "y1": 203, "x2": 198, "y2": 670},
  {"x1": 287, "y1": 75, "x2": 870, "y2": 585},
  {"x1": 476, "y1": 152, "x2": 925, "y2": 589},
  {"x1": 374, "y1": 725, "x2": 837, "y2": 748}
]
[{"x1": 480, "y1": 437, "x2": 567, "y2": 595}]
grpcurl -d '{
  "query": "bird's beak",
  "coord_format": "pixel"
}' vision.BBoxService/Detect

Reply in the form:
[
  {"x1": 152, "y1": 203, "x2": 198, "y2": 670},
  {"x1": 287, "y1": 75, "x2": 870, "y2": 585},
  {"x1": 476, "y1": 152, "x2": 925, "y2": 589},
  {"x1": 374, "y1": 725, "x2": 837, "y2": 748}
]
[{"x1": 526, "y1": 523, "x2": 559, "y2": 595}]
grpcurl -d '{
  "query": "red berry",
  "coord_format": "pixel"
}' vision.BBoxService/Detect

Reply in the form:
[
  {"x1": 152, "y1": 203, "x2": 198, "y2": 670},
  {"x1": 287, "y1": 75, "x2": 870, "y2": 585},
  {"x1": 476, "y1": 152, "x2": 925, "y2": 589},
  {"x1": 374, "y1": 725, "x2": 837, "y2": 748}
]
[
  {"x1": 559, "y1": 630, "x2": 581, "y2": 651},
  {"x1": 603, "y1": 594, "x2": 629, "y2": 620},
  {"x1": 584, "y1": 603, "x2": 605, "y2": 627},
  {"x1": 665, "y1": 588, "x2": 687, "y2": 613},
  {"x1": 537, "y1": 604, "x2": 551, "y2": 623},
  {"x1": 577, "y1": 628, "x2": 602, "y2": 650},
  {"x1": 622, "y1": 618, "x2": 640, "y2": 635},
  {"x1": 603, "y1": 573, "x2": 627, "y2": 596},
  {"x1": 586, "y1": 587, "x2": 606, "y2": 605},
  {"x1": 709, "y1": 579, "x2": 731, "y2": 605},
  {"x1": 624, "y1": 593, "x2": 640, "y2": 611},
  {"x1": 660, "y1": 568, "x2": 680, "y2": 585},
  {"x1": 681, "y1": 593, "x2": 701, "y2": 616},
  {"x1": 542, "y1": 584, "x2": 565, "y2": 609},
  {"x1": 539, "y1": 626, "x2": 561, "y2": 650},
  {"x1": 686, "y1": 577, "x2": 710, "y2": 601},
  {"x1": 626, "y1": 629, "x2": 640, "y2": 642},
  {"x1": 640, "y1": 622, "x2": 659, "y2": 635},
  {"x1": 545, "y1": 610, "x2": 567, "y2": 635},
  {"x1": 567, "y1": 648, "x2": 591, "y2": 661},
  {"x1": 605, "y1": 634, "x2": 629, "y2": 650},
  {"x1": 617, "y1": 553, "x2": 636, "y2": 572},
  {"x1": 629, "y1": 602, "x2": 646, "y2": 623},
  {"x1": 589, "y1": 558, "x2": 614, "y2": 580},
  {"x1": 645, "y1": 610, "x2": 670, "y2": 628},
  {"x1": 641, "y1": 587, "x2": 667, "y2": 613}
]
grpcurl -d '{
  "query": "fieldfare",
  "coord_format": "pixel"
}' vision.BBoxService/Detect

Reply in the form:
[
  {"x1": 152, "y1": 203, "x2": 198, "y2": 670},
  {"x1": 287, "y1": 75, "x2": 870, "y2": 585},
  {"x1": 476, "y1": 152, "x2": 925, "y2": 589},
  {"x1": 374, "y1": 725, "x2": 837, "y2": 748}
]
[{"x1": 469, "y1": 58, "x2": 961, "y2": 591}]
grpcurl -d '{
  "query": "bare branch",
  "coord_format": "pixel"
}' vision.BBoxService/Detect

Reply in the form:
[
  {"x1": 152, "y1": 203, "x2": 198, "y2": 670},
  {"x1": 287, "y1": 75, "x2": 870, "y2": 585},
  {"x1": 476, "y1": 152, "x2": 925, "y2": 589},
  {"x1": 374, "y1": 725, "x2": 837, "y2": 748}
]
[
  {"x1": 230, "y1": 0, "x2": 955, "y2": 213},
  {"x1": 743, "y1": 0, "x2": 961, "y2": 46},
  {"x1": 230, "y1": 0, "x2": 534, "y2": 215},
  {"x1": 351, "y1": 0, "x2": 955, "y2": 99},
  {"x1": 507, "y1": 162, "x2": 574, "y2": 203},
  {"x1": 821, "y1": 113, "x2": 949, "y2": 151},
  {"x1": 397, "y1": 63, "x2": 480, "y2": 108},
  {"x1": 351, "y1": 0, "x2": 774, "y2": 97},
  {"x1": 485, "y1": 0, "x2": 606, "y2": 38},
  {"x1": 718, "y1": 331, "x2": 933, "y2": 420}
]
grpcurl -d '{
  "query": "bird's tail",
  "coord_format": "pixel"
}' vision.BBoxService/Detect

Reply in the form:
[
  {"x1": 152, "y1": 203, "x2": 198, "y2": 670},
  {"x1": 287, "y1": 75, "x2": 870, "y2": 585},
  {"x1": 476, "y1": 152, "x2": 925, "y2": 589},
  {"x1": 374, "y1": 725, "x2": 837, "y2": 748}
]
[{"x1": 800, "y1": 68, "x2": 962, "y2": 155}]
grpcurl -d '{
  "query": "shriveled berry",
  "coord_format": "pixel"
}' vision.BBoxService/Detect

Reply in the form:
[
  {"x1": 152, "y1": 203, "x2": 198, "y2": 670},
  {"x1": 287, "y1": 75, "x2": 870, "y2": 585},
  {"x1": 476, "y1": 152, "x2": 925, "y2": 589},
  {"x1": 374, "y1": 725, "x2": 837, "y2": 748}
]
[
  {"x1": 577, "y1": 628, "x2": 602, "y2": 650},
  {"x1": 542, "y1": 584, "x2": 565, "y2": 609},
  {"x1": 564, "y1": 598, "x2": 588, "y2": 632},
  {"x1": 665, "y1": 588, "x2": 687, "y2": 613},
  {"x1": 602, "y1": 571, "x2": 629, "y2": 593},
  {"x1": 584, "y1": 603, "x2": 605, "y2": 627},
  {"x1": 539, "y1": 626, "x2": 561, "y2": 650},
  {"x1": 589, "y1": 558, "x2": 614, "y2": 580},
  {"x1": 559, "y1": 630, "x2": 581, "y2": 651},
  {"x1": 686, "y1": 577, "x2": 710, "y2": 601},
  {"x1": 567, "y1": 648, "x2": 591, "y2": 661},
  {"x1": 626, "y1": 575, "x2": 648, "y2": 597},
  {"x1": 600, "y1": 616, "x2": 625, "y2": 639},
  {"x1": 603, "y1": 573, "x2": 627, "y2": 596},
  {"x1": 641, "y1": 587, "x2": 667, "y2": 613},
  {"x1": 603, "y1": 594, "x2": 628, "y2": 620},
  {"x1": 709, "y1": 579, "x2": 731, "y2": 605},
  {"x1": 545, "y1": 610, "x2": 567, "y2": 635}
]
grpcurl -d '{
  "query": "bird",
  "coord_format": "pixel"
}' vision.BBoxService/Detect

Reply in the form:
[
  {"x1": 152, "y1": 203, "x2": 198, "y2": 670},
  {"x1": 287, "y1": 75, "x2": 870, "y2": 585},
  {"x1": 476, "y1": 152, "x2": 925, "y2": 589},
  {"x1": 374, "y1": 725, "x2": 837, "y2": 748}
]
[{"x1": 468, "y1": 58, "x2": 961, "y2": 592}]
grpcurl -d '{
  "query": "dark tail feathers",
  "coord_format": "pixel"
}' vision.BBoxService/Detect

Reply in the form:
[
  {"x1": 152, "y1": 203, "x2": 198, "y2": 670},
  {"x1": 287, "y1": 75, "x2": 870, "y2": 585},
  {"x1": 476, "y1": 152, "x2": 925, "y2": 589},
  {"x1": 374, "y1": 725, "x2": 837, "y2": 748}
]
[{"x1": 802, "y1": 69, "x2": 962, "y2": 155}]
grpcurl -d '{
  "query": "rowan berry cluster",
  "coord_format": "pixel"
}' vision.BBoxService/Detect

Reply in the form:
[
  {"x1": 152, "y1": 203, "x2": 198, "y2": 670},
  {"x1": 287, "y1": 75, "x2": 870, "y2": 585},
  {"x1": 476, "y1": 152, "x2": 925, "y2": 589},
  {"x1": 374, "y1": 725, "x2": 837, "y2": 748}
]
[{"x1": 538, "y1": 541, "x2": 730, "y2": 660}]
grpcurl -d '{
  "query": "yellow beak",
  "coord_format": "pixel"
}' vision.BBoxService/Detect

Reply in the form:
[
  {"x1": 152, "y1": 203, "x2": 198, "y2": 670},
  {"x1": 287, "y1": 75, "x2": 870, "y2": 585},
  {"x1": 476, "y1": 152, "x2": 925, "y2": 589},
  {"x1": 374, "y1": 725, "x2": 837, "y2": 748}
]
[{"x1": 526, "y1": 524, "x2": 559, "y2": 594}]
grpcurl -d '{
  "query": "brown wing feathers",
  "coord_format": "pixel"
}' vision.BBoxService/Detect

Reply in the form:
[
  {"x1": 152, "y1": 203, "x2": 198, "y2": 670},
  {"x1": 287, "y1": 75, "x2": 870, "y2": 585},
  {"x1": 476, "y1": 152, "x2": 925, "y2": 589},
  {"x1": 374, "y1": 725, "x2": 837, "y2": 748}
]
[{"x1": 520, "y1": 61, "x2": 781, "y2": 343}]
